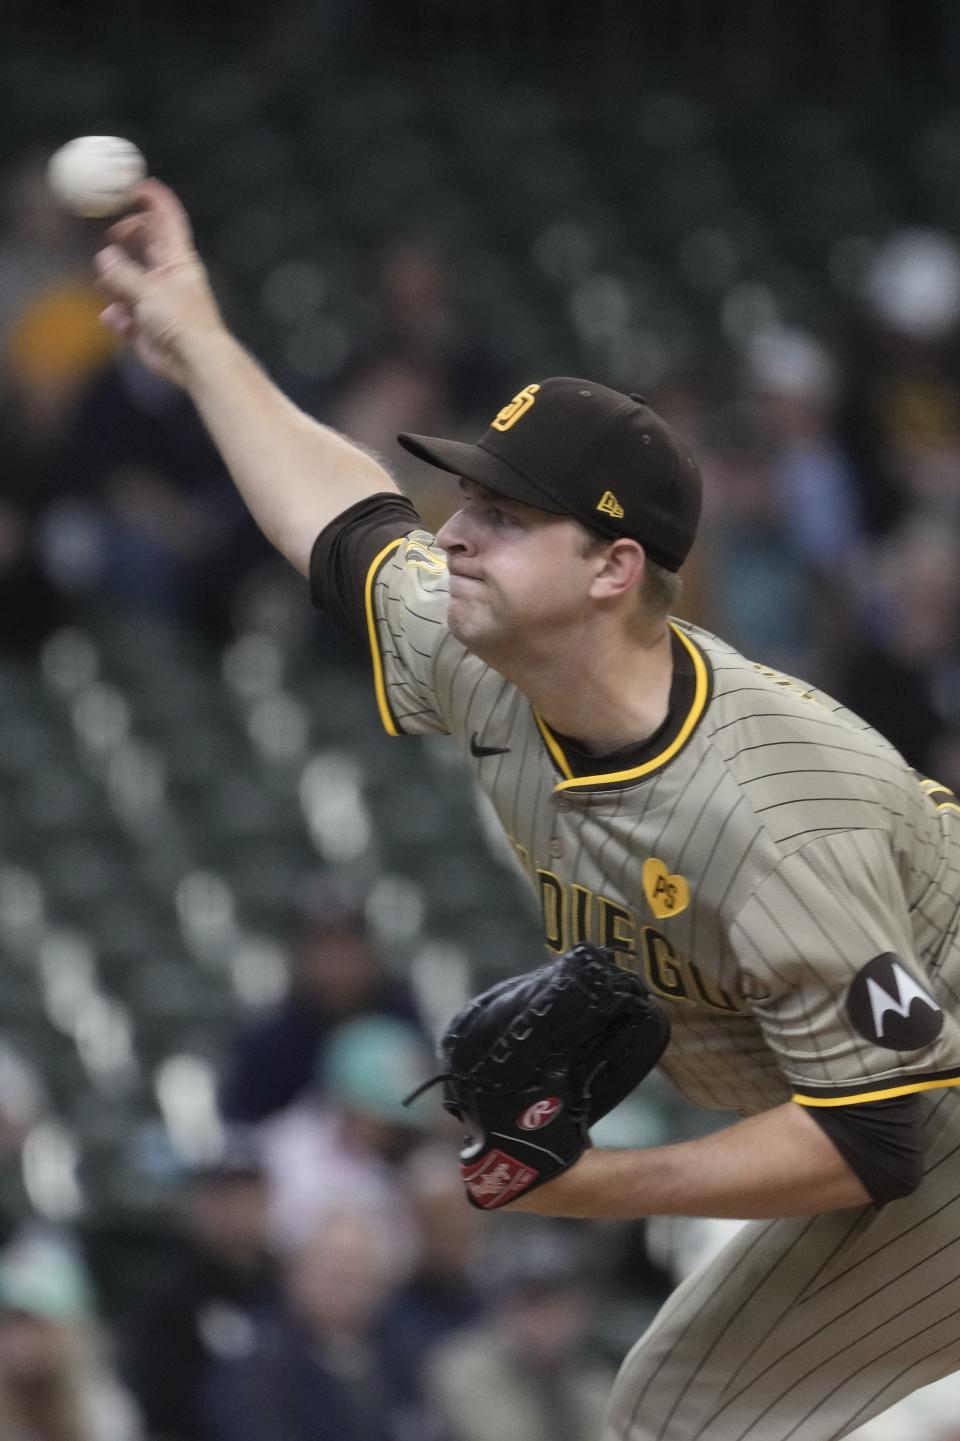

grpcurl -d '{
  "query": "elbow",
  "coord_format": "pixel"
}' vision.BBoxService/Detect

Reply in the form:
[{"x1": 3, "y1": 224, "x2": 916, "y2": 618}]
[
  {"x1": 802, "y1": 1091, "x2": 929, "y2": 1208},
  {"x1": 867, "y1": 1153, "x2": 926, "y2": 1205}
]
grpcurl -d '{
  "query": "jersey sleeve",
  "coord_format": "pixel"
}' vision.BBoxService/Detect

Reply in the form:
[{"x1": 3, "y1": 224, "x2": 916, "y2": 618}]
[
  {"x1": 310, "y1": 492, "x2": 424, "y2": 638},
  {"x1": 730, "y1": 829, "x2": 960, "y2": 1106},
  {"x1": 310, "y1": 494, "x2": 463, "y2": 737},
  {"x1": 362, "y1": 527, "x2": 457, "y2": 737}
]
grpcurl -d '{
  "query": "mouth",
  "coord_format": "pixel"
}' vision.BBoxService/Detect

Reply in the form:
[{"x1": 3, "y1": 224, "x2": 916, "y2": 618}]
[{"x1": 448, "y1": 572, "x2": 484, "y2": 595}]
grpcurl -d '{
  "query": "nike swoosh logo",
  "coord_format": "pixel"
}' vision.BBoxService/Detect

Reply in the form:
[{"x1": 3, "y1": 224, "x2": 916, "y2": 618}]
[{"x1": 470, "y1": 733, "x2": 511, "y2": 758}]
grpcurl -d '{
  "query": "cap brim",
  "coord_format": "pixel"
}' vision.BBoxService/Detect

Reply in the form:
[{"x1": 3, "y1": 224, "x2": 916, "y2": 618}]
[{"x1": 396, "y1": 432, "x2": 567, "y2": 513}]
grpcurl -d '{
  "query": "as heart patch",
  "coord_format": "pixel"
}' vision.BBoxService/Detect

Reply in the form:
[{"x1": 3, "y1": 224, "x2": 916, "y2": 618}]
[{"x1": 643, "y1": 858, "x2": 690, "y2": 920}]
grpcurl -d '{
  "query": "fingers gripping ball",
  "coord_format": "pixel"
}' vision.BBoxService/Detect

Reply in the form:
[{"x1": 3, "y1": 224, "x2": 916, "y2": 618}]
[
  {"x1": 410, "y1": 944, "x2": 670, "y2": 1210},
  {"x1": 47, "y1": 136, "x2": 147, "y2": 218}
]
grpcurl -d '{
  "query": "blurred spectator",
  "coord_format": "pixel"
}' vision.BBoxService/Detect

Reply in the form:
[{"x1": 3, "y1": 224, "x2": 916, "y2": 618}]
[
  {"x1": 838, "y1": 227, "x2": 960, "y2": 538},
  {"x1": 832, "y1": 514, "x2": 960, "y2": 787},
  {"x1": 53, "y1": 351, "x2": 265, "y2": 630},
  {"x1": 0, "y1": 153, "x2": 109, "y2": 653},
  {"x1": 381, "y1": 1144, "x2": 487, "y2": 1411},
  {"x1": 649, "y1": 371, "x2": 714, "y2": 630},
  {"x1": 219, "y1": 873, "x2": 422, "y2": 1125},
  {"x1": 698, "y1": 402, "x2": 818, "y2": 675},
  {"x1": 202, "y1": 1208, "x2": 413, "y2": 1441},
  {"x1": 120, "y1": 1140, "x2": 277, "y2": 1441},
  {"x1": 0, "y1": 152, "x2": 95, "y2": 367},
  {"x1": 333, "y1": 354, "x2": 454, "y2": 526},
  {"x1": 258, "y1": 1013, "x2": 434, "y2": 1253},
  {"x1": 424, "y1": 1222, "x2": 614, "y2": 1441},
  {"x1": 0, "y1": 154, "x2": 114, "y2": 471},
  {"x1": 0, "y1": 1228, "x2": 142, "y2": 1441},
  {"x1": 748, "y1": 326, "x2": 863, "y2": 572},
  {"x1": 329, "y1": 237, "x2": 510, "y2": 530},
  {"x1": 358, "y1": 236, "x2": 508, "y2": 415},
  {"x1": 5, "y1": 282, "x2": 116, "y2": 445}
]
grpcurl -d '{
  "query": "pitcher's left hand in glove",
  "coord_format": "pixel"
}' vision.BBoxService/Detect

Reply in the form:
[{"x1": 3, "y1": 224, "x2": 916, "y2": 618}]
[{"x1": 407, "y1": 943, "x2": 670, "y2": 1210}]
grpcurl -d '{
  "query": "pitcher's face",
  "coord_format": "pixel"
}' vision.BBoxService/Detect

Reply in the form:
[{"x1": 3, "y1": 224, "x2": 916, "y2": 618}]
[{"x1": 436, "y1": 481, "x2": 600, "y2": 662}]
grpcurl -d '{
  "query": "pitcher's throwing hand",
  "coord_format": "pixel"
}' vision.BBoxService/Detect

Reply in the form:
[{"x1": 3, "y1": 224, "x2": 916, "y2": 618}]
[{"x1": 94, "y1": 178, "x2": 223, "y2": 388}]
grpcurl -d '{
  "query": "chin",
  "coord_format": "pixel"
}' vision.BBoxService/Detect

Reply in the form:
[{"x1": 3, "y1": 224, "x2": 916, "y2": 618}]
[
  {"x1": 446, "y1": 599, "x2": 477, "y2": 643},
  {"x1": 447, "y1": 603, "x2": 502, "y2": 661},
  {"x1": 447, "y1": 612, "x2": 482, "y2": 651}
]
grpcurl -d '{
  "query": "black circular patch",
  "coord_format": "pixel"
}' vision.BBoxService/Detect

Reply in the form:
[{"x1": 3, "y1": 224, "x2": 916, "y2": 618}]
[{"x1": 847, "y1": 953, "x2": 943, "y2": 1051}]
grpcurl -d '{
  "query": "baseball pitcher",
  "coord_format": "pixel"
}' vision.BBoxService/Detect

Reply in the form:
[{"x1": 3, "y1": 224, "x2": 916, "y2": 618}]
[{"x1": 95, "y1": 180, "x2": 960, "y2": 1441}]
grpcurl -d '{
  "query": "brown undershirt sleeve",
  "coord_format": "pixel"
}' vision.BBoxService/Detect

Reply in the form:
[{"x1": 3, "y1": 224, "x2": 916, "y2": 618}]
[
  {"x1": 806, "y1": 1092, "x2": 927, "y2": 1204},
  {"x1": 309, "y1": 492, "x2": 424, "y2": 638}
]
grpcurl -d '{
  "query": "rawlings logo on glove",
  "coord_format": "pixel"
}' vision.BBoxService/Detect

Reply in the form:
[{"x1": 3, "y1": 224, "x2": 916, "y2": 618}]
[
  {"x1": 405, "y1": 944, "x2": 671, "y2": 1210},
  {"x1": 517, "y1": 1097, "x2": 563, "y2": 1130}
]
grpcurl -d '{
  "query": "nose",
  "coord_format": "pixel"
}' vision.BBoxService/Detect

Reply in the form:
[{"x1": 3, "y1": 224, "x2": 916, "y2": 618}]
[{"x1": 436, "y1": 504, "x2": 476, "y2": 556}]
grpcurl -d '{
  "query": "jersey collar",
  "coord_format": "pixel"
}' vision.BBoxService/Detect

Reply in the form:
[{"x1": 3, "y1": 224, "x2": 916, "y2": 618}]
[{"x1": 534, "y1": 623, "x2": 712, "y2": 794}]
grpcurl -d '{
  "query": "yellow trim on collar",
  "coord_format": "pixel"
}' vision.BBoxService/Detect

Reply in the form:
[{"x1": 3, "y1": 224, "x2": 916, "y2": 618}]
[
  {"x1": 364, "y1": 536, "x2": 405, "y2": 737},
  {"x1": 537, "y1": 623, "x2": 710, "y2": 793},
  {"x1": 793, "y1": 1075, "x2": 960, "y2": 1107},
  {"x1": 534, "y1": 711, "x2": 574, "y2": 780}
]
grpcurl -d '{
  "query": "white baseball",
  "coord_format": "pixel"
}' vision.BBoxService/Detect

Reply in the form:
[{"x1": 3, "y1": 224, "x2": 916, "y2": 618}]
[{"x1": 47, "y1": 135, "x2": 147, "y2": 218}]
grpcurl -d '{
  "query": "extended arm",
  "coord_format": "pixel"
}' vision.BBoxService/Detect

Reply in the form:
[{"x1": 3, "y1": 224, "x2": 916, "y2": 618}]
[
  {"x1": 94, "y1": 180, "x2": 398, "y2": 577},
  {"x1": 509, "y1": 1101, "x2": 872, "y2": 1219}
]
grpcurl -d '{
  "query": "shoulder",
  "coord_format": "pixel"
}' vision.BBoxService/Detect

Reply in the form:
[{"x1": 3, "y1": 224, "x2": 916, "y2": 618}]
[
  {"x1": 687, "y1": 622, "x2": 898, "y2": 764},
  {"x1": 676, "y1": 622, "x2": 918, "y2": 849}
]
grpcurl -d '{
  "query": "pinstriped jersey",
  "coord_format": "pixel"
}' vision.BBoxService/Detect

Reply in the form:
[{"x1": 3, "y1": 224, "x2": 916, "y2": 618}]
[{"x1": 362, "y1": 527, "x2": 960, "y2": 1118}]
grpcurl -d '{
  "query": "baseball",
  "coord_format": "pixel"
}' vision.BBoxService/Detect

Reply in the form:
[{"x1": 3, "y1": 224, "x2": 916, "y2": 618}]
[{"x1": 47, "y1": 135, "x2": 147, "y2": 218}]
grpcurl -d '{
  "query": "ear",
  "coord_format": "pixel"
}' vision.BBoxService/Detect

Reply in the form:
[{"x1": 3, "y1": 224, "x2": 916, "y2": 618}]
[{"x1": 588, "y1": 538, "x2": 645, "y2": 601}]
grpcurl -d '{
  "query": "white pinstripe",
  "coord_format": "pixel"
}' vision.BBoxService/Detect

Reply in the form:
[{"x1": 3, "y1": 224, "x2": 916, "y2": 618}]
[{"x1": 604, "y1": 1093, "x2": 960, "y2": 1441}]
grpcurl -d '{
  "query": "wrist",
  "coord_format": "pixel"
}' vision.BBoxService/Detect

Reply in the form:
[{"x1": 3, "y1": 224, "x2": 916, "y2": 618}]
[
  {"x1": 506, "y1": 1148, "x2": 612, "y2": 1216},
  {"x1": 175, "y1": 319, "x2": 237, "y2": 390}
]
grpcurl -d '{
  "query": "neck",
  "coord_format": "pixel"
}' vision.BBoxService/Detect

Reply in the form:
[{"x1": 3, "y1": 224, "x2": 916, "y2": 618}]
[{"x1": 499, "y1": 620, "x2": 675, "y2": 755}]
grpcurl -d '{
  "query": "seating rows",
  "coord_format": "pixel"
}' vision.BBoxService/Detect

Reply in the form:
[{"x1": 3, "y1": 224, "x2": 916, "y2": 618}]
[{"x1": 0, "y1": 614, "x2": 540, "y2": 1221}]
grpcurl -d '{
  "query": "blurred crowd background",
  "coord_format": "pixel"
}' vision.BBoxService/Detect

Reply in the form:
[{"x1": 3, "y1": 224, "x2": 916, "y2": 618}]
[{"x1": 0, "y1": 2, "x2": 958, "y2": 1439}]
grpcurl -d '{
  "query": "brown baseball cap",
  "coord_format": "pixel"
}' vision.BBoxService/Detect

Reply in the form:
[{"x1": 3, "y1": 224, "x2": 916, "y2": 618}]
[{"x1": 397, "y1": 376, "x2": 702, "y2": 571}]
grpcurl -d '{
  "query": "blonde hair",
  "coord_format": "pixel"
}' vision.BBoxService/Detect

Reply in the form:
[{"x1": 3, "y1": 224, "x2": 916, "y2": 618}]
[{"x1": 640, "y1": 557, "x2": 683, "y2": 618}]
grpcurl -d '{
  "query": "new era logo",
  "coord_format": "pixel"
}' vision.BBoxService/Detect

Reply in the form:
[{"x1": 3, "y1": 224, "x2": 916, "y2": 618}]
[
  {"x1": 596, "y1": 490, "x2": 624, "y2": 519},
  {"x1": 460, "y1": 1150, "x2": 538, "y2": 1209}
]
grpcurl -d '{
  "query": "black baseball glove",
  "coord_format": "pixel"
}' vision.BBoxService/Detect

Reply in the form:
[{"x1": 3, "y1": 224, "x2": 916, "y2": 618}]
[{"x1": 406, "y1": 943, "x2": 670, "y2": 1209}]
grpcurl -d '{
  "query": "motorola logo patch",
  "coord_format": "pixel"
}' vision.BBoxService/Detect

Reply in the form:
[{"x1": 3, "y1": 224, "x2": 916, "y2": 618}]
[{"x1": 847, "y1": 954, "x2": 943, "y2": 1051}]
